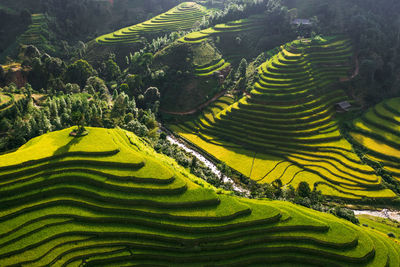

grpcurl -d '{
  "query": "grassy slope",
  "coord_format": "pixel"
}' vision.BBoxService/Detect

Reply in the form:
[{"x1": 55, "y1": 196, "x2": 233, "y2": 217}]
[
  {"x1": 170, "y1": 37, "x2": 396, "y2": 200},
  {"x1": 0, "y1": 127, "x2": 399, "y2": 266}
]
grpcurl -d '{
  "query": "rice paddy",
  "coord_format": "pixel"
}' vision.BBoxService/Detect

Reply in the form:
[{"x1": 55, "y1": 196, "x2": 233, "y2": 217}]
[
  {"x1": 0, "y1": 127, "x2": 399, "y2": 266},
  {"x1": 170, "y1": 37, "x2": 396, "y2": 200},
  {"x1": 96, "y1": 2, "x2": 208, "y2": 45},
  {"x1": 18, "y1": 14, "x2": 47, "y2": 47},
  {"x1": 350, "y1": 98, "x2": 400, "y2": 182},
  {"x1": 179, "y1": 15, "x2": 265, "y2": 44}
]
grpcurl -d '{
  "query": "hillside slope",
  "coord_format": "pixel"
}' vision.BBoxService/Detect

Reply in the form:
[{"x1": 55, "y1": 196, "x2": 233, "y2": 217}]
[
  {"x1": 96, "y1": 2, "x2": 208, "y2": 45},
  {"x1": 170, "y1": 37, "x2": 396, "y2": 201},
  {"x1": 153, "y1": 40, "x2": 229, "y2": 113},
  {"x1": 0, "y1": 127, "x2": 399, "y2": 266}
]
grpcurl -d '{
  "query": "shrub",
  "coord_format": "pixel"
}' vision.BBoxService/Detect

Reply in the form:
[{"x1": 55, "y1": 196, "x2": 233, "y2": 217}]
[
  {"x1": 296, "y1": 181, "x2": 311, "y2": 198},
  {"x1": 65, "y1": 59, "x2": 96, "y2": 87},
  {"x1": 330, "y1": 207, "x2": 359, "y2": 224},
  {"x1": 387, "y1": 232, "x2": 396, "y2": 238}
]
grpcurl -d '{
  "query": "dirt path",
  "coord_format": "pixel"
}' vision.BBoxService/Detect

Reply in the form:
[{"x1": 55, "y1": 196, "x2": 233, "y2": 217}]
[
  {"x1": 340, "y1": 53, "x2": 359, "y2": 82},
  {"x1": 161, "y1": 89, "x2": 228, "y2": 115}
]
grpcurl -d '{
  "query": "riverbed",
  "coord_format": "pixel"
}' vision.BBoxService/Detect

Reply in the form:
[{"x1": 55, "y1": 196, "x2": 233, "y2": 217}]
[
  {"x1": 354, "y1": 209, "x2": 400, "y2": 222},
  {"x1": 166, "y1": 135, "x2": 250, "y2": 196}
]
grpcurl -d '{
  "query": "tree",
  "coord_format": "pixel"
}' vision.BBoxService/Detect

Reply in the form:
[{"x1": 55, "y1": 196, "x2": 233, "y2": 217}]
[
  {"x1": 25, "y1": 83, "x2": 33, "y2": 98},
  {"x1": 86, "y1": 76, "x2": 109, "y2": 95},
  {"x1": 20, "y1": 9, "x2": 32, "y2": 24},
  {"x1": 112, "y1": 92, "x2": 129, "y2": 117},
  {"x1": 0, "y1": 118, "x2": 12, "y2": 132},
  {"x1": 296, "y1": 181, "x2": 311, "y2": 198},
  {"x1": 119, "y1": 83, "x2": 129, "y2": 94},
  {"x1": 103, "y1": 58, "x2": 121, "y2": 81},
  {"x1": 65, "y1": 83, "x2": 80, "y2": 94},
  {"x1": 143, "y1": 87, "x2": 160, "y2": 104},
  {"x1": 128, "y1": 52, "x2": 154, "y2": 75},
  {"x1": 235, "y1": 58, "x2": 247, "y2": 80},
  {"x1": 126, "y1": 74, "x2": 143, "y2": 97},
  {"x1": 0, "y1": 65, "x2": 5, "y2": 83},
  {"x1": 65, "y1": 59, "x2": 96, "y2": 88},
  {"x1": 71, "y1": 111, "x2": 85, "y2": 132}
]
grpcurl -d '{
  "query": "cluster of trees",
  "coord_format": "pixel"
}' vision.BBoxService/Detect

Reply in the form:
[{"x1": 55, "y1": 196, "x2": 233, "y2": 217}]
[
  {"x1": 0, "y1": 45, "x2": 162, "y2": 152},
  {"x1": 201, "y1": 0, "x2": 267, "y2": 28},
  {"x1": 250, "y1": 180, "x2": 359, "y2": 223},
  {"x1": 0, "y1": 83, "x2": 160, "y2": 152},
  {"x1": 155, "y1": 136, "x2": 238, "y2": 193}
]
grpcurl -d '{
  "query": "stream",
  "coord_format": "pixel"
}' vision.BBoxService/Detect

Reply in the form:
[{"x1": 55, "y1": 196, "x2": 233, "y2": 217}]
[
  {"x1": 166, "y1": 135, "x2": 250, "y2": 196},
  {"x1": 353, "y1": 209, "x2": 400, "y2": 223}
]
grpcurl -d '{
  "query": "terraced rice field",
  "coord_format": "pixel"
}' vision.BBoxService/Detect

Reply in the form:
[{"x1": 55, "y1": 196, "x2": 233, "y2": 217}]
[
  {"x1": 18, "y1": 14, "x2": 47, "y2": 46},
  {"x1": 358, "y1": 215, "x2": 400, "y2": 242},
  {"x1": 179, "y1": 15, "x2": 265, "y2": 44},
  {"x1": 0, "y1": 93, "x2": 24, "y2": 115},
  {"x1": 96, "y1": 2, "x2": 208, "y2": 45},
  {"x1": 350, "y1": 98, "x2": 400, "y2": 182},
  {"x1": 0, "y1": 93, "x2": 12, "y2": 108},
  {"x1": 171, "y1": 37, "x2": 396, "y2": 200},
  {"x1": 0, "y1": 127, "x2": 399, "y2": 266},
  {"x1": 194, "y1": 58, "x2": 231, "y2": 77}
]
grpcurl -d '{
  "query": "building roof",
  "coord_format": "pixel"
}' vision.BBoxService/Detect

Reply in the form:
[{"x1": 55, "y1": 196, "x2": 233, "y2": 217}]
[
  {"x1": 292, "y1": 19, "x2": 312, "y2": 25},
  {"x1": 336, "y1": 101, "x2": 352, "y2": 111}
]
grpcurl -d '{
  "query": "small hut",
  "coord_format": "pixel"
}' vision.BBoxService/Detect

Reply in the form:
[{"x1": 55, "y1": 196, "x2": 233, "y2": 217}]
[
  {"x1": 291, "y1": 19, "x2": 312, "y2": 26},
  {"x1": 335, "y1": 101, "x2": 352, "y2": 112}
]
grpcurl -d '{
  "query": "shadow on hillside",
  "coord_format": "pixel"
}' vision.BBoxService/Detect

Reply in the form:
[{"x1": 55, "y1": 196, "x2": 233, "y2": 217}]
[{"x1": 53, "y1": 136, "x2": 83, "y2": 156}]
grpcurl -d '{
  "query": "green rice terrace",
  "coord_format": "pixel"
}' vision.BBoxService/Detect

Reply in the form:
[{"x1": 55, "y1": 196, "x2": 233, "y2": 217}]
[
  {"x1": 179, "y1": 15, "x2": 265, "y2": 44},
  {"x1": 0, "y1": 127, "x2": 399, "y2": 266},
  {"x1": 0, "y1": 93, "x2": 12, "y2": 109},
  {"x1": 18, "y1": 14, "x2": 48, "y2": 47},
  {"x1": 194, "y1": 58, "x2": 231, "y2": 77},
  {"x1": 0, "y1": 92, "x2": 24, "y2": 115},
  {"x1": 169, "y1": 37, "x2": 397, "y2": 201},
  {"x1": 350, "y1": 98, "x2": 400, "y2": 182},
  {"x1": 154, "y1": 41, "x2": 230, "y2": 113},
  {"x1": 96, "y1": 2, "x2": 208, "y2": 45}
]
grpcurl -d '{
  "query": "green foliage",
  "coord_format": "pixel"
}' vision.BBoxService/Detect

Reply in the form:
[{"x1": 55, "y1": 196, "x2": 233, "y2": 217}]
[
  {"x1": 65, "y1": 59, "x2": 96, "y2": 88},
  {"x1": 331, "y1": 207, "x2": 359, "y2": 225},
  {"x1": 102, "y1": 57, "x2": 121, "y2": 81},
  {"x1": 235, "y1": 58, "x2": 247, "y2": 80},
  {"x1": 126, "y1": 74, "x2": 143, "y2": 97},
  {"x1": 86, "y1": 76, "x2": 109, "y2": 95},
  {"x1": 71, "y1": 110, "x2": 85, "y2": 132},
  {"x1": 296, "y1": 181, "x2": 311, "y2": 198},
  {"x1": 143, "y1": 87, "x2": 160, "y2": 105}
]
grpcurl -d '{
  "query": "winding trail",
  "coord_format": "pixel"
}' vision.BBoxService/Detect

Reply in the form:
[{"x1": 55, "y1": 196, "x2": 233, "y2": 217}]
[{"x1": 160, "y1": 89, "x2": 228, "y2": 115}]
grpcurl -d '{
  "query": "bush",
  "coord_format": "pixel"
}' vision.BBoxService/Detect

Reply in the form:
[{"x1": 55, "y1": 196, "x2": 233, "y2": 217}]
[
  {"x1": 296, "y1": 181, "x2": 311, "y2": 198},
  {"x1": 330, "y1": 207, "x2": 359, "y2": 224},
  {"x1": 387, "y1": 232, "x2": 396, "y2": 238},
  {"x1": 65, "y1": 59, "x2": 96, "y2": 87}
]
